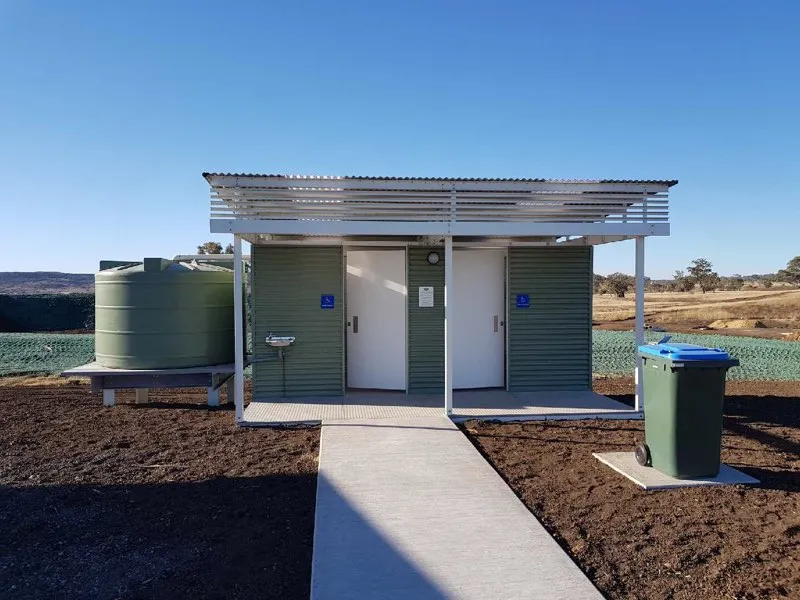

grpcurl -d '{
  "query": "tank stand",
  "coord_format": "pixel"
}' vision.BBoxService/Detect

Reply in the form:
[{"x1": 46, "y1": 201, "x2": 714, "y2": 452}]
[
  {"x1": 207, "y1": 386, "x2": 220, "y2": 407},
  {"x1": 103, "y1": 386, "x2": 220, "y2": 407},
  {"x1": 135, "y1": 389, "x2": 149, "y2": 404},
  {"x1": 62, "y1": 362, "x2": 239, "y2": 410},
  {"x1": 226, "y1": 377, "x2": 235, "y2": 405}
]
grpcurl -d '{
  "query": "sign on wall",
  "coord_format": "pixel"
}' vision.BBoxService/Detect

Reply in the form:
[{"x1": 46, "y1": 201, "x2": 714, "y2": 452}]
[
  {"x1": 515, "y1": 294, "x2": 530, "y2": 309},
  {"x1": 320, "y1": 294, "x2": 335, "y2": 309},
  {"x1": 418, "y1": 286, "x2": 434, "y2": 308}
]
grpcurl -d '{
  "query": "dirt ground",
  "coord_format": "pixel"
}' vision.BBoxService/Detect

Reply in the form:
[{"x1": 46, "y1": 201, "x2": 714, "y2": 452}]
[
  {"x1": 0, "y1": 384, "x2": 319, "y2": 600},
  {"x1": 3, "y1": 378, "x2": 798, "y2": 599},
  {"x1": 464, "y1": 378, "x2": 800, "y2": 600}
]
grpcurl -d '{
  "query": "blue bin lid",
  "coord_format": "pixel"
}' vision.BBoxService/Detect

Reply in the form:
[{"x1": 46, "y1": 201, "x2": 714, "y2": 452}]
[{"x1": 638, "y1": 342, "x2": 730, "y2": 361}]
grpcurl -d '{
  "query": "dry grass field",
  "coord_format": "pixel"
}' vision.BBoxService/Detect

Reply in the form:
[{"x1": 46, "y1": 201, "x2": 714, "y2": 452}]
[
  {"x1": 593, "y1": 289, "x2": 800, "y2": 338},
  {"x1": 0, "y1": 375, "x2": 83, "y2": 387}
]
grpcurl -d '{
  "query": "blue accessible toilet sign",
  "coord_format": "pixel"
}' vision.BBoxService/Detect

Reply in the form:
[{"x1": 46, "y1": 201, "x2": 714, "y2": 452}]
[
  {"x1": 320, "y1": 295, "x2": 335, "y2": 309},
  {"x1": 515, "y1": 294, "x2": 530, "y2": 309}
]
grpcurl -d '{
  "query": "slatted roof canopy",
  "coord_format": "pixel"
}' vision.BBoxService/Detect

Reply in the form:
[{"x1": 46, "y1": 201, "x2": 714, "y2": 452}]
[{"x1": 206, "y1": 173, "x2": 677, "y2": 238}]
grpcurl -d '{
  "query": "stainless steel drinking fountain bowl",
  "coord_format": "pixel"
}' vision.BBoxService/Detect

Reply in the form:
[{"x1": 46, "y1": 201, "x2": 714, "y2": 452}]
[{"x1": 265, "y1": 334, "x2": 296, "y2": 347}]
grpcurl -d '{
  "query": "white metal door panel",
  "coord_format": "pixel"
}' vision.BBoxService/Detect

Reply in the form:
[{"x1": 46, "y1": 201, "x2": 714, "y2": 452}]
[
  {"x1": 452, "y1": 250, "x2": 505, "y2": 389},
  {"x1": 346, "y1": 250, "x2": 407, "y2": 390}
]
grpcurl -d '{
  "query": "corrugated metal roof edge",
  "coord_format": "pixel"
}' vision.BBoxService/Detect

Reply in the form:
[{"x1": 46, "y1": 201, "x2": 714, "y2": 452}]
[{"x1": 202, "y1": 173, "x2": 678, "y2": 186}]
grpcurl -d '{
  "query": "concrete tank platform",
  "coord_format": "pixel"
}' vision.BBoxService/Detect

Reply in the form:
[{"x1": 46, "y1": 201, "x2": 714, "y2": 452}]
[{"x1": 593, "y1": 452, "x2": 760, "y2": 491}]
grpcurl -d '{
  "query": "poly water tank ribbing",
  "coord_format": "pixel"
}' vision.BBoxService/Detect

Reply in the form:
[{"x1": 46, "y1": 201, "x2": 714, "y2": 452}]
[{"x1": 95, "y1": 258, "x2": 234, "y2": 369}]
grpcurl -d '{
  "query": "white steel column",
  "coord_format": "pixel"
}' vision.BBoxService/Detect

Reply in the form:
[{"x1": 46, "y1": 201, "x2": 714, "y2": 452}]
[
  {"x1": 634, "y1": 236, "x2": 645, "y2": 411},
  {"x1": 444, "y1": 236, "x2": 454, "y2": 415},
  {"x1": 233, "y1": 235, "x2": 245, "y2": 422}
]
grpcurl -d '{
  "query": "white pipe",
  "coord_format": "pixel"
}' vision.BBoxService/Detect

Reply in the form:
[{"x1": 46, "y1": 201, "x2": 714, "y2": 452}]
[
  {"x1": 634, "y1": 236, "x2": 645, "y2": 412},
  {"x1": 444, "y1": 236, "x2": 454, "y2": 415},
  {"x1": 233, "y1": 235, "x2": 245, "y2": 423}
]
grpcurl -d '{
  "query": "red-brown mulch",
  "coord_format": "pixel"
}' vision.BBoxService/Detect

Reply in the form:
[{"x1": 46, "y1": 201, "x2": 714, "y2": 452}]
[
  {"x1": 463, "y1": 378, "x2": 800, "y2": 600},
  {"x1": 4, "y1": 378, "x2": 799, "y2": 599},
  {"x1": 0, "y1": 384, "x2": 319, "y2": 600}
]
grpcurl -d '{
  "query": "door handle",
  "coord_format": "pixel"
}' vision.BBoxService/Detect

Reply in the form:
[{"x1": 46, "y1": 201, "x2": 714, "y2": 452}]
[
  {"x1": 353, "y1": 315, "x2": 358, "y2": 333},
  {"x1": 493, "y1": 315, "x2": 499, "y2": 332}
]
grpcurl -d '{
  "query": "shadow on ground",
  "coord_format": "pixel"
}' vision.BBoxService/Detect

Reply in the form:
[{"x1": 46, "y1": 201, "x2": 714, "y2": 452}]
[
  {"x1": 724, "y1": 394, "x2": 800, "y2": 428},
  {"x1": 2, "y1": 472, "x2": 453, "y2": 600},
  {"x1": 0, "y1": 474, "x2": 316, "y2": 600},
  {"x1": 606, "y1": 391, "x2": 800, "y2": 428},
  {"x1": 130, "y1": 401, "x2": 236, "y2": 411}
]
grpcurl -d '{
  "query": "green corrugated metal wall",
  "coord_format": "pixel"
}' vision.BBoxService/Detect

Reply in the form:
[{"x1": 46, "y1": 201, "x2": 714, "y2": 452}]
[
  {"x1": 251, "y1": 246, "x2": 343, "y2": 397},
  {"x1": 507, "y1": 247, "x2": 593, "y2": 391},
  {"x1": 250, "y1": 244, "x2": 592, "y2": 397},
  {"x1": 407, "y1": 247, "x2": 445, "y2": 393}
]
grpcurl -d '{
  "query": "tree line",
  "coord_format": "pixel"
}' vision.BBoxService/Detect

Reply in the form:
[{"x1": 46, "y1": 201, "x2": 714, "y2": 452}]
[
  {"x1": 595, "y1": 256, "x2": 800, "y2": 297},
  {"x1": 197, "y1": 241, "x2": 234, "y2": 254}
]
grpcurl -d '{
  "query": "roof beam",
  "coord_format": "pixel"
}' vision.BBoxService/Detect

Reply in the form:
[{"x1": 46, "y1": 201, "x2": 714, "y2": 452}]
[
  {"x1": 205, "y1": 174, "x2": 673, "y2": 194},
  {"x1": 211, "y1": 218, "x2": 669, "y2": 237}
]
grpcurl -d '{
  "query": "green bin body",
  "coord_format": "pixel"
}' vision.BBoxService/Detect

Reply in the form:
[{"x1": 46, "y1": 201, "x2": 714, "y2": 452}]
[{"x1": 639, "y1": 343, "x2": 739, "y2": 479}]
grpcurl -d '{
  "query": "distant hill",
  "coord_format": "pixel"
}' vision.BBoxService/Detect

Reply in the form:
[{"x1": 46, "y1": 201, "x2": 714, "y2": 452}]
[{"x1": 0, "y1": 272, "x2": 94, "y2": 295}]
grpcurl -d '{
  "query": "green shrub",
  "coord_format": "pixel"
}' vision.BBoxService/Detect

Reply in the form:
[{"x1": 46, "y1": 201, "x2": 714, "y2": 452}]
[{"x1": 0, "y1": 294, "x2": 94, "y2": 332}]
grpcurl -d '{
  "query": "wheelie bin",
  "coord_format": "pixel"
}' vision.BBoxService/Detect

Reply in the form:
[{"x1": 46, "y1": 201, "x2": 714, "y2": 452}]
[{"x1": 635, "y1": 342, "x2": 739, "y2": 478}]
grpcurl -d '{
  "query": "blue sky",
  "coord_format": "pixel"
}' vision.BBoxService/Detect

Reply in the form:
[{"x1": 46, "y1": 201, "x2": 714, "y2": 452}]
[{"x1": 2, "y1": 0, "x2": 798, "y2": 277}]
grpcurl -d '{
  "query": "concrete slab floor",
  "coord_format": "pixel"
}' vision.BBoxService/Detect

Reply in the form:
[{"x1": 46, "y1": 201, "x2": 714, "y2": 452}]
[
  {"x1": 312, "y1": 416, "x2": 603, "y2": 599},
  {"x1": 243, "y1": 389, "x2": 637, "y2": 425},
  {"x1": 593, "y1": 452, "x2": 760, "y2": 491}
]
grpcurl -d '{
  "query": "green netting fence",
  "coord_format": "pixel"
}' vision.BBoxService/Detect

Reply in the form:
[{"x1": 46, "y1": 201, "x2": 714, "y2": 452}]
[
  {"x1": 1, "y1": 330, "x2": 799, "y2": 380},
  {"x1": 593, "y1": 331, "x2": 800, "y2": 380},
  {"x1": 0, "y1": 333, "x2": 95, "y2": 376}
]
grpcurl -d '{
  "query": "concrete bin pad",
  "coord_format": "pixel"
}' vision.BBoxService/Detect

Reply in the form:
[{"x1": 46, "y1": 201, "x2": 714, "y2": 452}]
[{"x1": 593, "y1": 452, "x2": 760, "y2": 491}]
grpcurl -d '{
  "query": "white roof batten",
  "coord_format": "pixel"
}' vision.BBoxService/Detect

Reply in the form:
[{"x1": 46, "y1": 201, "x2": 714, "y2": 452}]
[{"x1": 205, "y1": 173, "x2": 677, "y2": 240}]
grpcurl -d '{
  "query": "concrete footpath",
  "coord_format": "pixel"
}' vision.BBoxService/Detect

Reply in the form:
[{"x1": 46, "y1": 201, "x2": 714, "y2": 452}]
[{"x1": 311, "y1": 416, "x2": 603, "y2": 599}]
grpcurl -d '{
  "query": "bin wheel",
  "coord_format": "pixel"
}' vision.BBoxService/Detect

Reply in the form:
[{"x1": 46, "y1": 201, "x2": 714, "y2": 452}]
[{"x1": 634, "y1": 442, "x2": 651, "y2": 467}]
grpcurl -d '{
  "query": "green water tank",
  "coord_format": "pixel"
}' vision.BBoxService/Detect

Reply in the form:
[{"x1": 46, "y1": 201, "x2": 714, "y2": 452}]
[{"x1": 95, "y1": 258, "x2": 235, "y2": 369}]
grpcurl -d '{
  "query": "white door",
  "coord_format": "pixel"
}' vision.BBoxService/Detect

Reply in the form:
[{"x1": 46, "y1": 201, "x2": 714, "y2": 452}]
[
  {"x1": 452, "y1": 249, "x2": 505, "y2": 389},
  {"x1": 346, "y1": 250, "x2": 407, "y2": 390}
]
